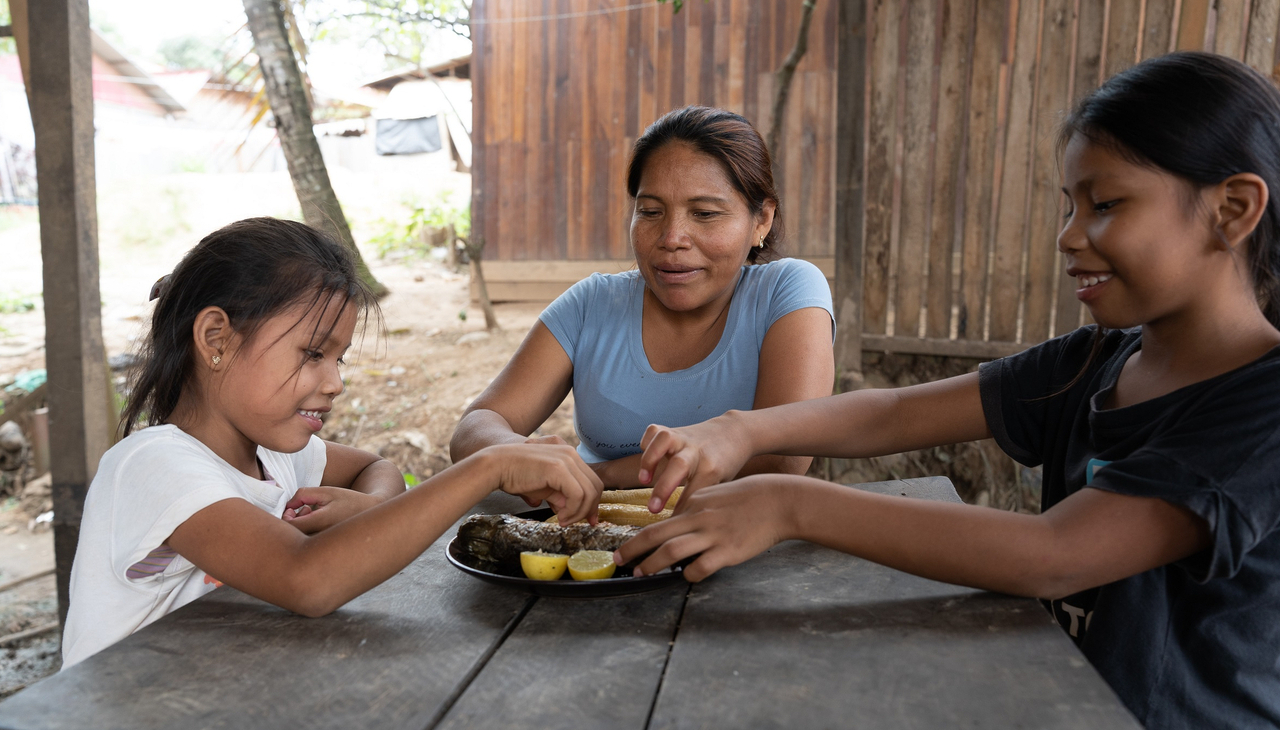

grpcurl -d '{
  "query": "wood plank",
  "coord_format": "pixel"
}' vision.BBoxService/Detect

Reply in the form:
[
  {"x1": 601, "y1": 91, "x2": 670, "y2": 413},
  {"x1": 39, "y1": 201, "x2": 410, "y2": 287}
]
[
  {"x1": 436, "y1": 588, "x2": 687, "y2": 730},
  {"x1": 835, "y1": 0, "x2": 868, "y2": 379},
  {"x1": 1103, "y1": 0, "x2": 1141, "y2": 77},
  {"x1": 743, "y1": 0, "x2": 763, "y2": 121},
  {"x1": 625, "y1": 0, "x2": 641, "y2": 138},
  {"x1": 1215, "y1": 0, "x2": 1249, "y2": 59},
  {"x1": 1142, "y1": 0, "x2": 1179, "y2": 59},
  {"x1": 987, "y1": 0, "x2": 1039, "y2": 343},
  {"x1": 893, "y1": 0, "x2": 938, "y2": 340},
  {"x1": 927, "y1": 0, "x2": 976, "y2": 340},
  {"x1": 956, "y1": 0, "x2": 1002, "y2": 342},
  {"x1": 1176, "y1": 0, "x2": 1213, "y2": 49},
  {"x1": 648, "y1": 477, "x2": 1141, "y2": 730},
  {"x1": 684, "y1": 0, "x2": 701, "y2": 105},
  {"x1": 1021, "y1": 0, "x2": 1073, "y2": 345},
  {"x1": 656, "y1": 0, "x2": 673, "y2": 116},
  {"x1": 0, "y1": 497, "x2": 535, "y2": 730},
  {"x1": 862, "y1": 0, "x2": 902, "y2": 336},
  {"x1": 1074, "y1": 0, "x2": 1108, "y2": 100},
  {"x1": 862, "y1": 333, "x2": 1028, "y2": 357},
  {"x1": 27, "y1": 0, "x2": 113, "y2": 625},
  {"x1": 728, "y1": 0, "x2": 746, "y2": 113},
  {"x1": 470, "y1": 0, "x2": 489, "y2": 259},
  {"x1": 1245, "y1": 0, "x2": 1280, "y2": 73}
]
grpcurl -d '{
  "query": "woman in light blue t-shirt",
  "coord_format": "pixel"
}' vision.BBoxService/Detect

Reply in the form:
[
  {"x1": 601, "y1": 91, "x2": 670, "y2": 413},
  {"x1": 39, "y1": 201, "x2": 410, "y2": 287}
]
[{"x1": 450, "y1": 106, "x2": 835, "y2": 502}]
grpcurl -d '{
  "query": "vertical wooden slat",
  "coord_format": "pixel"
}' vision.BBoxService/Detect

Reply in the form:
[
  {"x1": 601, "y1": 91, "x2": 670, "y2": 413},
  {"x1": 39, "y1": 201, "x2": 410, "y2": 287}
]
[
  {"x1": 625, "y1": 1, "x2": 641, "y2": 139},
  {"x1": 728, "y1": 0, "x2": 747, "y2": 113},
  {"x1": 470, "y1": 0, "x2": 489, "y2": 259},
  {"x1": 609, "y1": 7, "x2": 629, "y2": 259},
  {"x1": 656, "y1": 1, "x2": 673, "y2": 117},
  {"x1": 684, "y1": 0, "x2": 702, "y2": 105},
  {"x1": 1176, "y1": 0, "x2": 1213, "y2": 48},
  {"x1": 1142, "y1": 0, "x2": 1179, "y2": 58},
  {"x1": 1245, "y1": 0, "x2": 1280, "y2": 72},
  {"x1": 1215, "y1": 0, "x2": 1249, "y2": 59},
  {"x1": 1021, "y1": 0, "x2": 1073, "y2": 344},
  {"x1": 553, "y1": 0, "x2": 572, "y2": 259},
  {"x1": 863, "y1": 0, "x2": 903, "y2": 336},
  {"x1": 927, "y1": 0, "x2": 976, "y2": 339},
  {"x1": 957, "y1": 0, "x2": 1003, "y2": 342},
  {"x1": 835, "y1": 0, "x2": 868, "y2": 378},
  {"x1": 639, "y1": 1, "x2": 657, "y2": 128},
  {"x1": 714, "y1": 0, "x2": 731, "y2": 109},
  {"x1": 1103, "y1": 0, "x2": 1141, "y2": 77},
  {"x1": 29, "y1": 0, "x2": 112, "y2": 624},
  {"x1": 895, "y1": 0, "x2": 939, "y2": 339},
  {"x1": 528, "y1": 2, "x2": 549, "y2": 260},
  {"x1": 987, "y1": 0, "x2": 1037, "y2": 342}
]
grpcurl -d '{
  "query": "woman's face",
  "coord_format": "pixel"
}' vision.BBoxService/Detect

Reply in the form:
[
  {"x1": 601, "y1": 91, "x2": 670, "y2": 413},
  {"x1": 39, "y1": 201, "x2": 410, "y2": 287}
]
[{"x1": 630, "y1": 142, "x2": 775, "y2": 315}]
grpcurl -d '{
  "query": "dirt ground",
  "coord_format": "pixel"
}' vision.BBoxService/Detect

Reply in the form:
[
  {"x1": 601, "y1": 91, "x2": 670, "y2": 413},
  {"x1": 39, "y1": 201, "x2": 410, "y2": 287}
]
[{"x1": 0, "y1": 170, "x2": 1035, "y2": 699}]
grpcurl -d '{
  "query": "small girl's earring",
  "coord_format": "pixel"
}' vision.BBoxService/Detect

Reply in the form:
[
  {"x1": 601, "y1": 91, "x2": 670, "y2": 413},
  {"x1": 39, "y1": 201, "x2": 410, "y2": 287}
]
[{"x1": 211, "y1": 355, "x2": 222, "y2": 366}]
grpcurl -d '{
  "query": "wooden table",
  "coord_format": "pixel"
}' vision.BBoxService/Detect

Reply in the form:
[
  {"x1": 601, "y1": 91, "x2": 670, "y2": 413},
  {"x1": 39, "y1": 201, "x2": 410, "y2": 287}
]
[{"x1": 0, "y1": 478, "x2": 1140, "y2": 730}]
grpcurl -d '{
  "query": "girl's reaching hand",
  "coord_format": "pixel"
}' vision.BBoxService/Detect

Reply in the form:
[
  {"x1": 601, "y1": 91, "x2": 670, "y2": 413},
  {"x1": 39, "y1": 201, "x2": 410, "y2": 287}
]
[
  {"x1": 484, "y1": 443, "x2": 604, "y2": 525},
  {"x1": 638, "y1": 414, "x2": 755, "y2": 513},
  {"x1": 614, "y1": 474, "x2": 793, "y2": 581},
  {"x1": 282, "y1": 487, "x2": 384, "y2": 534}
]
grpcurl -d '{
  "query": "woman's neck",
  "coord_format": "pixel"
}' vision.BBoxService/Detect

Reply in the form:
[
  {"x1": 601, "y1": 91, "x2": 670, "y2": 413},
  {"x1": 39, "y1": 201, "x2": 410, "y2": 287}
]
[{"x1": 641, "y1": 284, "x2": 736, "y2": 373}]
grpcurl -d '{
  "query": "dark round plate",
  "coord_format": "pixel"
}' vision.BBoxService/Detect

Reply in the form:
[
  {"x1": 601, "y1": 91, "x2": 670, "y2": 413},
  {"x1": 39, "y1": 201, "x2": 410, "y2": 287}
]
[{"x1": 446, "y1": 508, "x2": 688, "y2": 598}]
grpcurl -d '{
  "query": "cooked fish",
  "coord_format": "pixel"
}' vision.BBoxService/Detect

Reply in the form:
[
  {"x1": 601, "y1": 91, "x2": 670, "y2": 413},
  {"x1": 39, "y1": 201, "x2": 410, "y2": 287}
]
[{"x1": 457, "y1": 514, "x2": 640, "y2": 570}]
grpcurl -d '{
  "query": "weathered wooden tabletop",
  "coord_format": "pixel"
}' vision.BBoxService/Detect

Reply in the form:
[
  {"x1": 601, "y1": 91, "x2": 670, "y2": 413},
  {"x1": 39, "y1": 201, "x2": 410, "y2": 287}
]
[{"x1": 0, "y1": 477, "x2": 1140, "y2": 730}]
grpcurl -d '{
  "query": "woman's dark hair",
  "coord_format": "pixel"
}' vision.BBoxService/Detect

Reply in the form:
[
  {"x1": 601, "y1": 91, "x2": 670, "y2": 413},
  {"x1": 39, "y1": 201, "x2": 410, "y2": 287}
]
[
  {"x1": 122, "y1": 217, "x2": 380, "y2": 436},
  {"x1": 627, "y1": 105, "x2": 782, "y2": 264},
  {"x1": 1060, "y1": 50, "x2": 1280, "y2": 327}
]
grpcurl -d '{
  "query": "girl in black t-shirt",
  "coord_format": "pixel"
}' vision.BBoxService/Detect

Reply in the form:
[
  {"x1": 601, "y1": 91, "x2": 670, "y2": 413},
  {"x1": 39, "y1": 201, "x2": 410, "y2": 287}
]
[{"x1": 617, "y1": 52, "x2": 1280, "y2": 729}]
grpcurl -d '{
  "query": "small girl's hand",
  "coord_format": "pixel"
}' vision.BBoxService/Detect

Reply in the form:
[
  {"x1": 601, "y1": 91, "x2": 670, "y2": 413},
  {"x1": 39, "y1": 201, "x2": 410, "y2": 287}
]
[
  {"x1": 483, "y1": 443, "x2": 604, "y2": 525},
  {"x1": 282, "y1": 487, "x2": 384, "y2": 534},
  {"x1": 614, "y1": 475, "x2": 792, "y2": 581}
]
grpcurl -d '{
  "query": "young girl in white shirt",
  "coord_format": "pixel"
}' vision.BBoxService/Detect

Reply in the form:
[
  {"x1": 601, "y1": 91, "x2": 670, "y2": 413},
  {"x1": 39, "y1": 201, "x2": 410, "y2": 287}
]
[{"x1": 63, "y1": 217, "x2": 602, "y2": 667}]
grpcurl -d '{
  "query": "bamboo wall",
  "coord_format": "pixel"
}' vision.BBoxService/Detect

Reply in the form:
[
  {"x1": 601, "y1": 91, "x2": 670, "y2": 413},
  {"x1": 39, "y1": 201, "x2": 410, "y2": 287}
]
[{"x1": 472, "y1": 0, "x2": 1280, "y2": 356}]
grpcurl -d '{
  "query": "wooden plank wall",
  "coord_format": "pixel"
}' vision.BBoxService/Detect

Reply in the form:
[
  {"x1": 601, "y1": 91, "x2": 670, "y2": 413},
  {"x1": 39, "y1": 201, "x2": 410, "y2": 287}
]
[
  {"x1": 471, "y1": 0, "x2": 840, "y2": 265},
  {"x1": 473, "y1": 0, "x2": 1280, "y2": 358},
  {"x1": 858, "y1": 0, "x2": 1280, "y2": 358}
]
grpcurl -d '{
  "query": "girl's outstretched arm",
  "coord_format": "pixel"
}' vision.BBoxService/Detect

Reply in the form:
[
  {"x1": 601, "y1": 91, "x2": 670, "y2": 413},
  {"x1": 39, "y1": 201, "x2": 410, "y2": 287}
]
[
  {"x1": 640, "y1": 372, "x2": 990, "y2": 511},
  {"x1": 168, "y1": 443, "x2": 602, "y2": 617},
  {"x1": 616, "y1": 474, "x2": 1210, "y2": 597}
]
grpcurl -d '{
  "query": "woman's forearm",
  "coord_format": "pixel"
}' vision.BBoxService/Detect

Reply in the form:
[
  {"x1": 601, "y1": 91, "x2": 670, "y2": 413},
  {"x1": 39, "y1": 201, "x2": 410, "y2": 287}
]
[{"x1": 450, "y1": 409, "x2": 530, "y2": 463}]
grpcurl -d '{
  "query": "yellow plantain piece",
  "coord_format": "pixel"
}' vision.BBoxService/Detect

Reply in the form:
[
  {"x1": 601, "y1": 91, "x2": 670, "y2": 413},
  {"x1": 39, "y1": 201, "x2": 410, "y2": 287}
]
[
  {"x1": 546, "y1": 502, "x2": 674, "y2": 526},
  {"x1": 600, "y1": 487, "x2": 684, "y2": 510}
]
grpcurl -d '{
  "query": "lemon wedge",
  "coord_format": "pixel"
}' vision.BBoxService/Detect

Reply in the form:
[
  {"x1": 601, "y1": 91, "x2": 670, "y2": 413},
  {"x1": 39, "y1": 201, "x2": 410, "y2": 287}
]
[
  {"x1": 567, "y1": 550, "x2": 617, "y2": 581},
  {"x1": 520, "y1": 551, "x2": 569, "y2": 581}
]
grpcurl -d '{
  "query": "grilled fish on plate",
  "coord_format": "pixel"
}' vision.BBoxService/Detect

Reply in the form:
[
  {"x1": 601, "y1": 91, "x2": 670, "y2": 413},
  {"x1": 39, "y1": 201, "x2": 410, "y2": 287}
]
[{"x1": 456, "y1": 514, "x2": 640, "y2": 573}]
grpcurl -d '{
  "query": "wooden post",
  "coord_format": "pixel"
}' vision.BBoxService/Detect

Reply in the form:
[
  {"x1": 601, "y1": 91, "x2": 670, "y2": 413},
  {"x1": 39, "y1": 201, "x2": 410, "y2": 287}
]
[
  {"x1": 28, "y1": 0, "x2": 113, "y2": 626},
  {"x1": 834, "y1": 0, "x2": 868, "y2": 390}
]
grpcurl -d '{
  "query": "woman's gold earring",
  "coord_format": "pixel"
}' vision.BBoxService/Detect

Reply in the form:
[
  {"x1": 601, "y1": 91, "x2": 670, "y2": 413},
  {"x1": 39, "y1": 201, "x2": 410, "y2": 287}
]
[
  {"x1": 211, "y1": 355, "x2": 222, "y2": 366},
  {"x1": 756, "y1": 236, "x2": 765, "y2": 248}
]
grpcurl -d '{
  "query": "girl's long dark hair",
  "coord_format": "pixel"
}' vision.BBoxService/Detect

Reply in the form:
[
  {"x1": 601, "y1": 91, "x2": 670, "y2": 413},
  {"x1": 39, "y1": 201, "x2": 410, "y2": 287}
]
[
  {"x1": 627, "y1": 105, "x2": 783, "y2": 263},
  {"x1": 122, "y1": 218, "x2": 379, "y2": 436},
  {"x1": 1050, "y1": 52, "x2": 1280, "y2": 393}
]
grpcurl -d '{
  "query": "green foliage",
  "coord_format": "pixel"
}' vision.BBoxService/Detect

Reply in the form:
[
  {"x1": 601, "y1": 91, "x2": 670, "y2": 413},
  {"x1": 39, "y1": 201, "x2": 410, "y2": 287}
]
[
  {"x1": 306, "y1": 0, "x2": 470, "y2": 70},
  {"x1": 368, "y1": 191, "x2": 470, "y2": 259},
  {"x1": 157, "y1": 34, "x2": 225, "y2": 71},
  {"x1": 403, "y1": 473, "x2": 420, "y2": 488},
  {"x1": 656, "y1": 0, "x2": 685, "y2": 13},
  {"x1": 0, "y1": 292, "x2": 36, "y2": 314}
]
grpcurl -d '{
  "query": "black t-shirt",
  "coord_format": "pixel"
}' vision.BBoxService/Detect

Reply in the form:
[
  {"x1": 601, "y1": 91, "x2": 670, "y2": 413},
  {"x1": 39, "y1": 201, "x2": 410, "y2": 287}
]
[{"x1": 979, "y1": 326, "x2": 1280, "y2": 729}]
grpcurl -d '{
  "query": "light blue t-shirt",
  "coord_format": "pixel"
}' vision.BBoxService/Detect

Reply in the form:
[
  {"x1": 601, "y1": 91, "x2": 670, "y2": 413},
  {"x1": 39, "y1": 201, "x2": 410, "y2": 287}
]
[{"x1": 538, "y1": 258, "x2": 834, "y2": 463}]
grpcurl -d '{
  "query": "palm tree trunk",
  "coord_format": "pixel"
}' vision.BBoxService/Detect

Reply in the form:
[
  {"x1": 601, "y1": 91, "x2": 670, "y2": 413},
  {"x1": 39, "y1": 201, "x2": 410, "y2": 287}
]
[{"x1": 241, "y1": 0, "x2": 387, "y2": 297}]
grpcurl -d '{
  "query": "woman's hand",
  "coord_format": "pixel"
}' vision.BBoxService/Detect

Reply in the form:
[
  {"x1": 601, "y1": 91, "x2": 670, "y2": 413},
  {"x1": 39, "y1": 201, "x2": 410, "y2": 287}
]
[
  {"x1": 614, "y1": 474, "x2": 793, "y2": 581},
  {"x1": 483, "y1": 443, "x2": 604, "y2": 525},
  {"x1": 638, "y1": 413, "x2": 755, "y2": 512},
  {"x1": 283, "y1": 487, "x2": 386, "y2": 534}
]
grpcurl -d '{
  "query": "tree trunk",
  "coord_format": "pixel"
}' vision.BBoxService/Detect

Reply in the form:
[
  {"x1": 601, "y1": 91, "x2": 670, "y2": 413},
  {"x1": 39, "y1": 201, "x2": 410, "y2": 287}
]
[
  {"x1": 766, "y1": 0, "x2": 818, "y2": 169},
  {"x1": 241, "y1": 0, "x2": 387, "y2": 297},
  {"x1": 463, "y1": 235, "x2": 500, "y2": 330}
]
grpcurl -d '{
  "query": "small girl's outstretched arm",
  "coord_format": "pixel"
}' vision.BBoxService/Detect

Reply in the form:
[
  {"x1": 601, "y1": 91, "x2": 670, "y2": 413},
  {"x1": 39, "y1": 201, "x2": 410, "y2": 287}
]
[
  {"x1": 281, "y1": 442, "x2": 406, "y2": 533},
  {"x1": 167, "y1": 443, "x2": 602, "y2": 617}
]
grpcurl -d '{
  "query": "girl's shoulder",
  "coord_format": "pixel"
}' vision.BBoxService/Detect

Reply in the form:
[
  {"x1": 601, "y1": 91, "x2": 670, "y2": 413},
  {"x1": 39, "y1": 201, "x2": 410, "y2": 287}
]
[{"x1": 99, "y1": 425, "x2": 225, "y2": 476}]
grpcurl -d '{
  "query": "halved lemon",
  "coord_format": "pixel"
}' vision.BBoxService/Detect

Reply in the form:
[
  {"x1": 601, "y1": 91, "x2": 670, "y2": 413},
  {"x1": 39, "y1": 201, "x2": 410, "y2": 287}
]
[
  {"x1": 567, "y1": 550, "x2": 617, "y2": 581},
  {"x1": 520, "y1": 551, "x2": 569, "y2": 581}
]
